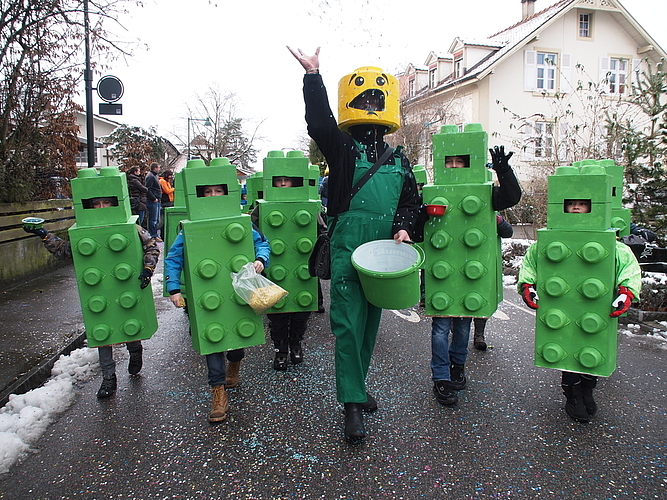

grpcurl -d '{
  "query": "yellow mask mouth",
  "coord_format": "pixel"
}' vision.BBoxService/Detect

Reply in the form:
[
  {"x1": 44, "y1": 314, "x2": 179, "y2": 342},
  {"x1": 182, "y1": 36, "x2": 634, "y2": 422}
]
[{"x1": 338, "y1": 67, "x2": 400, "y2": 134}]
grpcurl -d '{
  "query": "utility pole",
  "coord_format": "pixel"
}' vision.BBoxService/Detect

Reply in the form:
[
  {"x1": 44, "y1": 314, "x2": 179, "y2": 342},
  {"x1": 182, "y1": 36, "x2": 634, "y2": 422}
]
[{"x1": 84, "y1": 0, "x2": 95, "y2": 168}]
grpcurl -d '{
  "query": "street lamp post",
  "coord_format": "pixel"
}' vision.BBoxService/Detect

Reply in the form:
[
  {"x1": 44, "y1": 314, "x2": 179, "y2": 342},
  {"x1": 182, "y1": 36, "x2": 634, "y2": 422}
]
[{"x1": 187, "y1": 117, "x2": 212, "y2": 160}]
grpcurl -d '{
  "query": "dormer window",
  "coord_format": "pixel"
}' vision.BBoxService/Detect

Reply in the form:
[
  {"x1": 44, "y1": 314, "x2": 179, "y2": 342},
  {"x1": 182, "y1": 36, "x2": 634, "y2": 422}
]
[
  {"x1": 429, "y1": 68, "x2": 436, "y2": 88},
  {"x1": 409, "y1": 78, "x2": 415, "y2": 97},
  {"x1": 578, "y1": 12, "x2": 593, "y2": 39},
  {"x1": 455, "y1": 59, "x2": 463, "y2": 78}
]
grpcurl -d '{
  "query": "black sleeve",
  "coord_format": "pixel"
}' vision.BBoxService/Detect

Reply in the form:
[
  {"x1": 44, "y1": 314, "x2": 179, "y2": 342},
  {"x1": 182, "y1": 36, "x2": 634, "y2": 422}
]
[
  {"x1": 496, "y1": 216, "x2": 514, "y2": 238},
  {"x1": 492, "y1": 166, "x2": 522, "y2": 211},
  {"x1": 392, "y1": 154, "x2": 423, "y2": 239}
]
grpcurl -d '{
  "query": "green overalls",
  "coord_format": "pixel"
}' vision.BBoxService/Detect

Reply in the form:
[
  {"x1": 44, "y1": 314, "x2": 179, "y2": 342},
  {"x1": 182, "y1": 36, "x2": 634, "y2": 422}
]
[{"x1": 330, "y1": 143, "x2": 405, "y2": 403}]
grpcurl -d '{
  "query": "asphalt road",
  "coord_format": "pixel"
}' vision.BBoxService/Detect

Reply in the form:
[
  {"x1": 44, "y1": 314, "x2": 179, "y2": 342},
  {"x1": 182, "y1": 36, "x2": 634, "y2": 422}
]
[{"x1": 1, "y1": 282, "x2": 666, "y2": 499}]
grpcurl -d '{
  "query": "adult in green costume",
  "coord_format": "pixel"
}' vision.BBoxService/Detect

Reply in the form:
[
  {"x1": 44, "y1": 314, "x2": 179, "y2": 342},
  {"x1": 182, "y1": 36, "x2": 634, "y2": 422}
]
[{"x1": 289, "y1": 47, "x2": 422, "y2": 443}]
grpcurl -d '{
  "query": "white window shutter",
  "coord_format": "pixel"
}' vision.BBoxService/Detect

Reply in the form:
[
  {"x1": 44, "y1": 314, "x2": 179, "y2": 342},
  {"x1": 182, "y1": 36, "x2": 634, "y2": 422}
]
[
  {"x1": 560, "y1": 54, "x2": 573, "y2": 93},
  {"x1": 631, "y1": 58, "x2": 642, "y2": 84},
  {"x1": 599, "y1": 57, "x2": 610, "y2": 93},
  {"x1": 524, "y1": 50, "x2": 537, "y2": 92},
  {"x1": 557, "y1": 121, "x2": 570, "y2": 164}
]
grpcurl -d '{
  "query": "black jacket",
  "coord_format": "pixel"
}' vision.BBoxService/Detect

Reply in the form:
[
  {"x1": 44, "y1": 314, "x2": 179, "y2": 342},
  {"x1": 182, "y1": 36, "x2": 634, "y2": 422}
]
[{"x1": 302, "y1": 73, "x2": 421, "y2": 238}]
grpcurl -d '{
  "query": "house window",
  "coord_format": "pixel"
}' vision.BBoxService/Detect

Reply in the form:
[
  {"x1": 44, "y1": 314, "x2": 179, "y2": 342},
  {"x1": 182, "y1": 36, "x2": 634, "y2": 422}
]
[
  {"x1": 408, "y1": 78, "x2": 415, "y2": 97},
  {"x1": 609, "y1": 58, "x2": 627, "y2": 94},
  {"x1": 455, "y1": 59, "x2": 463, "y2": 78},
  {"x1": 579, "y1": 13, "x2": 592, "y2": 38},
  {"x1": 534, "y1": 122, "x2": 554, "y2": 159},
  {"x1": 536, "y1": 52, "x2": 557, "y2": 91},
  {"x1": 429, "y1": 68, "x2": 436, "y2": 88},
  {"x1": 75, "y1": 144, "x2": 97, "y2": 165}
]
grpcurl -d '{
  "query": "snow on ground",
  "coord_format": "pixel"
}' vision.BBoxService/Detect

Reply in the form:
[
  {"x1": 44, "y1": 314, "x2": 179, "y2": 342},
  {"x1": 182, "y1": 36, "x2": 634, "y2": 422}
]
[{"x1": 0, "y1": 347, "x2": 99, "y2": 474}]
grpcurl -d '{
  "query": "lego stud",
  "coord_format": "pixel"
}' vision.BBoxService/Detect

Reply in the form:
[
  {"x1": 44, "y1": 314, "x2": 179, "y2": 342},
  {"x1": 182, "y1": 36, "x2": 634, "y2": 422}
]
[
  {"x1": 543, "y1": 276, "x2": 570, "y2": 297},
  {"x1": 576, "y1": 346, "x2": 605, "y2": 368},
  {"x1": 76, "y1": 237, "x2": 100, "y2": 256},
  {"x1": 82, "y1": 267, "x2": 105, "y2": 286},
  {"x1": 462, "y1": 228, "x2": 485, "y2": 248},
  {"x1": 540, "y1": 342, "x2": 567, "y2": 363},
  {"x1": 542, "y1": 309, "x2": 570, "y2": 330},
  {"x1": 117, "y1": 291, "x2": 139, "y2": 309},
  {"x1": 107, "y1": 233, "x2": 130, "y2": 252},
  {"x1": 234, "y1": 319, "x2": 257, "y2": 338},
  {"x1": 295, "y1": 291, "x2": 315, "y2": 307},
  {"x1": 270, "y1": 239, "x2": 287, "y2": 256},
  {"x1": 86, "y1": 295, "x2": 110, "y2": 313},
  {"x1": 200, "y1": 291, "x2": 223, "y2": 311},
  {"x1": 429, "y1": 230, "x2": 453, "y2": 249},
  {"x1": 431, "y1": 261, "x2": 454, "y2": 280},
  {"x1": 579, "y1": 278, "x2": 607, "y2": 300},
  {"x1": 463, "y1": 261, "x2": 487, "y2": 280},
  {"x1": 91, "y1": 324, "x2": 112, "y2": 342},
  {"x1": 430, "y1": 292, "x2": 453, "y2": 311},
  {"x1": 544, "y1": 241, "x2": 572, "y2": 263},
  {"x1": 577, "y1": 313, "x2": 607, "y2": 334},
  {"x1": 462, "y1": 292, "x2": 486, "y2": 312},
  {"x1": 203, "y1": 323, "x2": 226, "y2": 343},
  {"x1": 112, "y1": 263, "x2": 134, "y2": 281},
  {"x1": 121, "y1": 318, "x2": 142, "y2": 336}
]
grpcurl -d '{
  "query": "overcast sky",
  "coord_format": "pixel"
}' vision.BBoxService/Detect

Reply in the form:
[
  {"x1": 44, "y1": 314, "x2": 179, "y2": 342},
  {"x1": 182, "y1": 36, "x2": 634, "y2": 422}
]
[{"x1": 94, "y1": 0, "x2": 666, "y2": 170}]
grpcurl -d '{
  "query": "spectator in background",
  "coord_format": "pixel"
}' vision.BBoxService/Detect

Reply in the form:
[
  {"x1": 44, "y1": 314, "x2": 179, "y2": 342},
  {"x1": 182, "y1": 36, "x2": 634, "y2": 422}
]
[
  {"x1": 127, "y1": 166, "x2": 148, "y2": 226},
  {"x1": 319, "y1": 173, "x2": 329, "y2": 208},
  {"x1": 145, "y1": 162, "x2": 162, "y2": 241}
]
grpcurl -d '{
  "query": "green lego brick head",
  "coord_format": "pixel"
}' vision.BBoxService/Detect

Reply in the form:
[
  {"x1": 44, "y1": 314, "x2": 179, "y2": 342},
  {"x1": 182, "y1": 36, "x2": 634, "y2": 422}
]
[
  {"x1": 246, "y1": 170, "x2": 264, "y2": 208},
  {"x1": 71, "y1": 167, "x2": 132, "y2": 227},
  {"x1": 432, "y1": 123, "x2": 490, "y2": 185},
  {"x1": 182, "y1": 157, "x2": 242, "y2": 220},
  {"x1": 413, "y1": 164, "x2": 428, "y2": 186},
  {"x1": 263, "y1": 150, "x2": 311, "y2": 202},
  {"x1": 597, "y1": 159, "x2": 631, "y2": 235},
  {"x1": 547, "y1": 164, "x2": 612, "y2": 230}
]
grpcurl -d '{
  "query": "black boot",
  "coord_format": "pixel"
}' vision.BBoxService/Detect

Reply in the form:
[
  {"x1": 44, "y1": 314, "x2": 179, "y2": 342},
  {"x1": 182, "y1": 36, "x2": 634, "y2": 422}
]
[
  {"x1": 273, "y1": 342, "x2": 288, "y2": 371},
  {"x1": 473, "y1": 318, "x2": 487, "y2": 351},
  {"x1": 433, "y1": 380, "x2": 458, "y2": 405},
  {"x1": 289, "y1": 344, "x2": 303, "y2": 364},
  {"x1": 360, "y1": 392, "x2": 378, "y2": 413},
  {"x1": 450, "y1": 363, "x2": 467, "y2": 390},
  {"x1": 128, "y1": 344, "x2": 143, "y2": 375},
  {"x1": 562, "y1": 383, "x2": 590, "y2": 423},
  {"x1": 580, "y1": 375, "x2": 598, "y2": 417},
  {"x1": 344, "y1": 403, "x2": 366, "y2": 443},
  {"x1": 97, "y1": 374, "x2": 117, "y2": 399}
]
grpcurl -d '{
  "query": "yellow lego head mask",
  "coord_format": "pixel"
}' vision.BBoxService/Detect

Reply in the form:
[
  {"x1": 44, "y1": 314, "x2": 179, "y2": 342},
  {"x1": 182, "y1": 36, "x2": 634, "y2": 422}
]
[{"x1": 338, "y1": 67, "x2": 400, "y2": 134}]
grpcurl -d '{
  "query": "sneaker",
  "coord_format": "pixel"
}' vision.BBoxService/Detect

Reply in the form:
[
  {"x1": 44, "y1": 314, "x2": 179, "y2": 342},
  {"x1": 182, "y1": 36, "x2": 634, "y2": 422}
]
[
  {"x1": 433, "y1": 380, "x2": 458, "y2": 406},
  {"x1": 97, "y1": 374, "x2": 117, "y2": 399},
  {"x1": 128, "y1": 346, "x2": 143, "y2": 375},
  {"x1": 450, "y1": 363, "x2": 467, "y2": 390}
]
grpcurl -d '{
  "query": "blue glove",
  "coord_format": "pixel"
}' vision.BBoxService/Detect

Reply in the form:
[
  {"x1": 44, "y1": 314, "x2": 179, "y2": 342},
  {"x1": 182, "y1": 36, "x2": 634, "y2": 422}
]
[
  {"x1": 138, "y1": 268, "x2": 153, "y2": 289},
  {"x1": 23, "y1": 226, "x2": 48, "y2": 239},
  {"x1": 489, "y1": 145, "x2": 514, "y2": 173}
]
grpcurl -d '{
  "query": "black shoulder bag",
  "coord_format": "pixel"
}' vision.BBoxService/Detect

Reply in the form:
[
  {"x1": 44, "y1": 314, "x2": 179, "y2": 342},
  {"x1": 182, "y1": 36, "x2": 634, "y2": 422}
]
[{"x1": 308, "y1": 148, "x2": 395, "y2": 280}]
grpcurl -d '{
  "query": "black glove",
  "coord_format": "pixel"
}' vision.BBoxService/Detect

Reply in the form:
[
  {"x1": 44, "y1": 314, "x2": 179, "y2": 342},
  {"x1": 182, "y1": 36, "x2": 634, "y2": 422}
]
[
  {"x1": 138, "y1": 268, "x2": 153, "y2": 289},
  {"x1": 23, "y1": 226, "x2": 48, "y2": 239},
  {"x1": 489, "y1": 145, "x2": 514, "y2": 173}
]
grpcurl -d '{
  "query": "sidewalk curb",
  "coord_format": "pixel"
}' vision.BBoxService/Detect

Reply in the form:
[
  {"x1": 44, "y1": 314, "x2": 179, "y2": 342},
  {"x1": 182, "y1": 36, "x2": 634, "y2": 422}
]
[{"x1": 0, "y1": 330, "x2": 87, "y2": 408}]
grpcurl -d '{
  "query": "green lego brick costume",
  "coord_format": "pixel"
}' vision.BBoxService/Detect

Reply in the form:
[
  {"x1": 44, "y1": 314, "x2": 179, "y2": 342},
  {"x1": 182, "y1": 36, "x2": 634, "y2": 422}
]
[{"x1": 517, "y1": 164, "x2": 642, "y2": 377}]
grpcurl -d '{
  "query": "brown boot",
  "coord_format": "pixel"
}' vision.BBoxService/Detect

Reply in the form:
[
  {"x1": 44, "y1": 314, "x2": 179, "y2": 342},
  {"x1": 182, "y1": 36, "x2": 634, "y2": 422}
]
[
  {"x1": 225, "y1": 361, "x2": 241, "y2": 388},
  {"x1": 209, "y1": 385, "x2": 229, "y2": 423}
]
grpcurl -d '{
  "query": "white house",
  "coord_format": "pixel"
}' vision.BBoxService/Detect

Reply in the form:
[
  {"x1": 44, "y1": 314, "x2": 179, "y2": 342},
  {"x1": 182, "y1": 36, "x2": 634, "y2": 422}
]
[
  {"x1": 399, "y1": 0, "x2": 666, "y2": 182},
  {"x1": 74, "y1": 111, "x2": 122, "y2": 168}
]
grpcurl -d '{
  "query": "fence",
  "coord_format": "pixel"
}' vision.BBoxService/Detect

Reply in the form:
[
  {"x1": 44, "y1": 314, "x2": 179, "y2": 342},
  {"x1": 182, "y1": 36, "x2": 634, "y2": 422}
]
[{"x1": 0, "y1": 200, "x2": 75, "y2": 286}]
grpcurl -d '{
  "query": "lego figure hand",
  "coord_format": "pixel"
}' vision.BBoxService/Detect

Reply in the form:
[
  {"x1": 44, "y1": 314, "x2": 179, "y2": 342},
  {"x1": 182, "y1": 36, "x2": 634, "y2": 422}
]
[
  {"x1": 610, "y1": 285, "x2": 634, "y2": 317},
  {"x1": 23, "y1": 226, "x2": 48, "y2": 239},
  {"x1": 521, "y1": 283, "x2": 540, "y2": 309},
  {"x1": 489, "y1": 145, "x2": 514, "y2": 173},
  {"x1": 287, "y1": 46, "x2": 320, "y2": 73},
  {"x1": 138, "y1": 268, "x2": 153, "y2": 289}
]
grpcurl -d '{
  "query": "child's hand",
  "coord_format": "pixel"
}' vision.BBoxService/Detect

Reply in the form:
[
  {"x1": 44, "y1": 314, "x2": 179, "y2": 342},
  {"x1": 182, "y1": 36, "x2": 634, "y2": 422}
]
[
  {"x1": 521, "y1": 283, "x2": 539, "y2": 309},
  {"x1": 253, "y1": 260, "x2": 265, "y2": 274},
  {"x1": 138, "y1": 268, "x2": 153, "y2": 289},
  {"x1": 23, "y1": 226, "x2": 48, "y2": 239},
  {"x1": 610, "y1": 285, "x2": 634, "y2": 317},
  {"x1": 170, "y1": 293, "x2": 185, "y2": 308}
]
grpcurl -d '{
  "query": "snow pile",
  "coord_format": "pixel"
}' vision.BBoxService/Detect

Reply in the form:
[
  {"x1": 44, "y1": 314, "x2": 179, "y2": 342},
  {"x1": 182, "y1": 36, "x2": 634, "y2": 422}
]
[{"x1": 0, "y1": 347, "x2": 98, "y2": 474}]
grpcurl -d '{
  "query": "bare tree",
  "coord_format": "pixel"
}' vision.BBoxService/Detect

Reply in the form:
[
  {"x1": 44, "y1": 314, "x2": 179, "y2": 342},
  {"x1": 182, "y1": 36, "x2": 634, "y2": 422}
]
[
  {"x1": 0, "y1": 0, "x2": 133, "y2": 202},
  {"x1": 183, "y1": 86, "x2": 262, "y2": 170}
]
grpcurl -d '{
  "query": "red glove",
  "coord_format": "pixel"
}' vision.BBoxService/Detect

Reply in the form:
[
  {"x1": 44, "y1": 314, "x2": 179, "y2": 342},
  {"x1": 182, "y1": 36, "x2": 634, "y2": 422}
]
[
  {"x1": 610, "y1": 285, "x2": 634, "y2": 317},
  {"x1": 521, "y1": 283, "x2": 539, "y2": 309}
]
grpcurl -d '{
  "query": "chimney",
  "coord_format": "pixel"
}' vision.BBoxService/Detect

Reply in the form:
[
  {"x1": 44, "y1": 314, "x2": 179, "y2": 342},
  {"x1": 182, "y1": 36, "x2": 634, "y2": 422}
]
[{"x1": 522, "y1": 0, "x2": 536, "y2": 20}]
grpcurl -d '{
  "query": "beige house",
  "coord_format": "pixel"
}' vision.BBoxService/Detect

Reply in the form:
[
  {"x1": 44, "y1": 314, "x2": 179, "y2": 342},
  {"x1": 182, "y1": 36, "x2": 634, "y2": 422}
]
[{"x1": 398, "y1": 0, "x2": 666, "y2": 182}]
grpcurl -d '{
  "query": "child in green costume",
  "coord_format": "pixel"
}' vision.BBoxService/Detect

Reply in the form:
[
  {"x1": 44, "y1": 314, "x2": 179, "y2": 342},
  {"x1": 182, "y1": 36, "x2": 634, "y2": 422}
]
[{"x1": 518, "y1": 199, "x2": 641, "y2": 422}]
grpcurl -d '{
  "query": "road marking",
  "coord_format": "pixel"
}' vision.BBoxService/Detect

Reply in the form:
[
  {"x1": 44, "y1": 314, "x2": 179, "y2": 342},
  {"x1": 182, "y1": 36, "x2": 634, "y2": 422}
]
[{"x1": 389, "y1": 309, "x2": 421, "y2": 322}]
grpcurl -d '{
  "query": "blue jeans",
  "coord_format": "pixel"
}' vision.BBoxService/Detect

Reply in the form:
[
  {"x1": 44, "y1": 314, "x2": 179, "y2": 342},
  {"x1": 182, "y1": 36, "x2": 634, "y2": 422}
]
[
  {"x1": 205, "y1": 349, "x2": 245, "y2": 386},
  {"x1": 136, "y1": 210, "x2": 146, "y2": 226},
  {"x1": 430, "y1": 317, "x2": 472, "y2": 381},
  {"x1": 146, "y1": 200, "x2": 161, "y2": 238}
]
